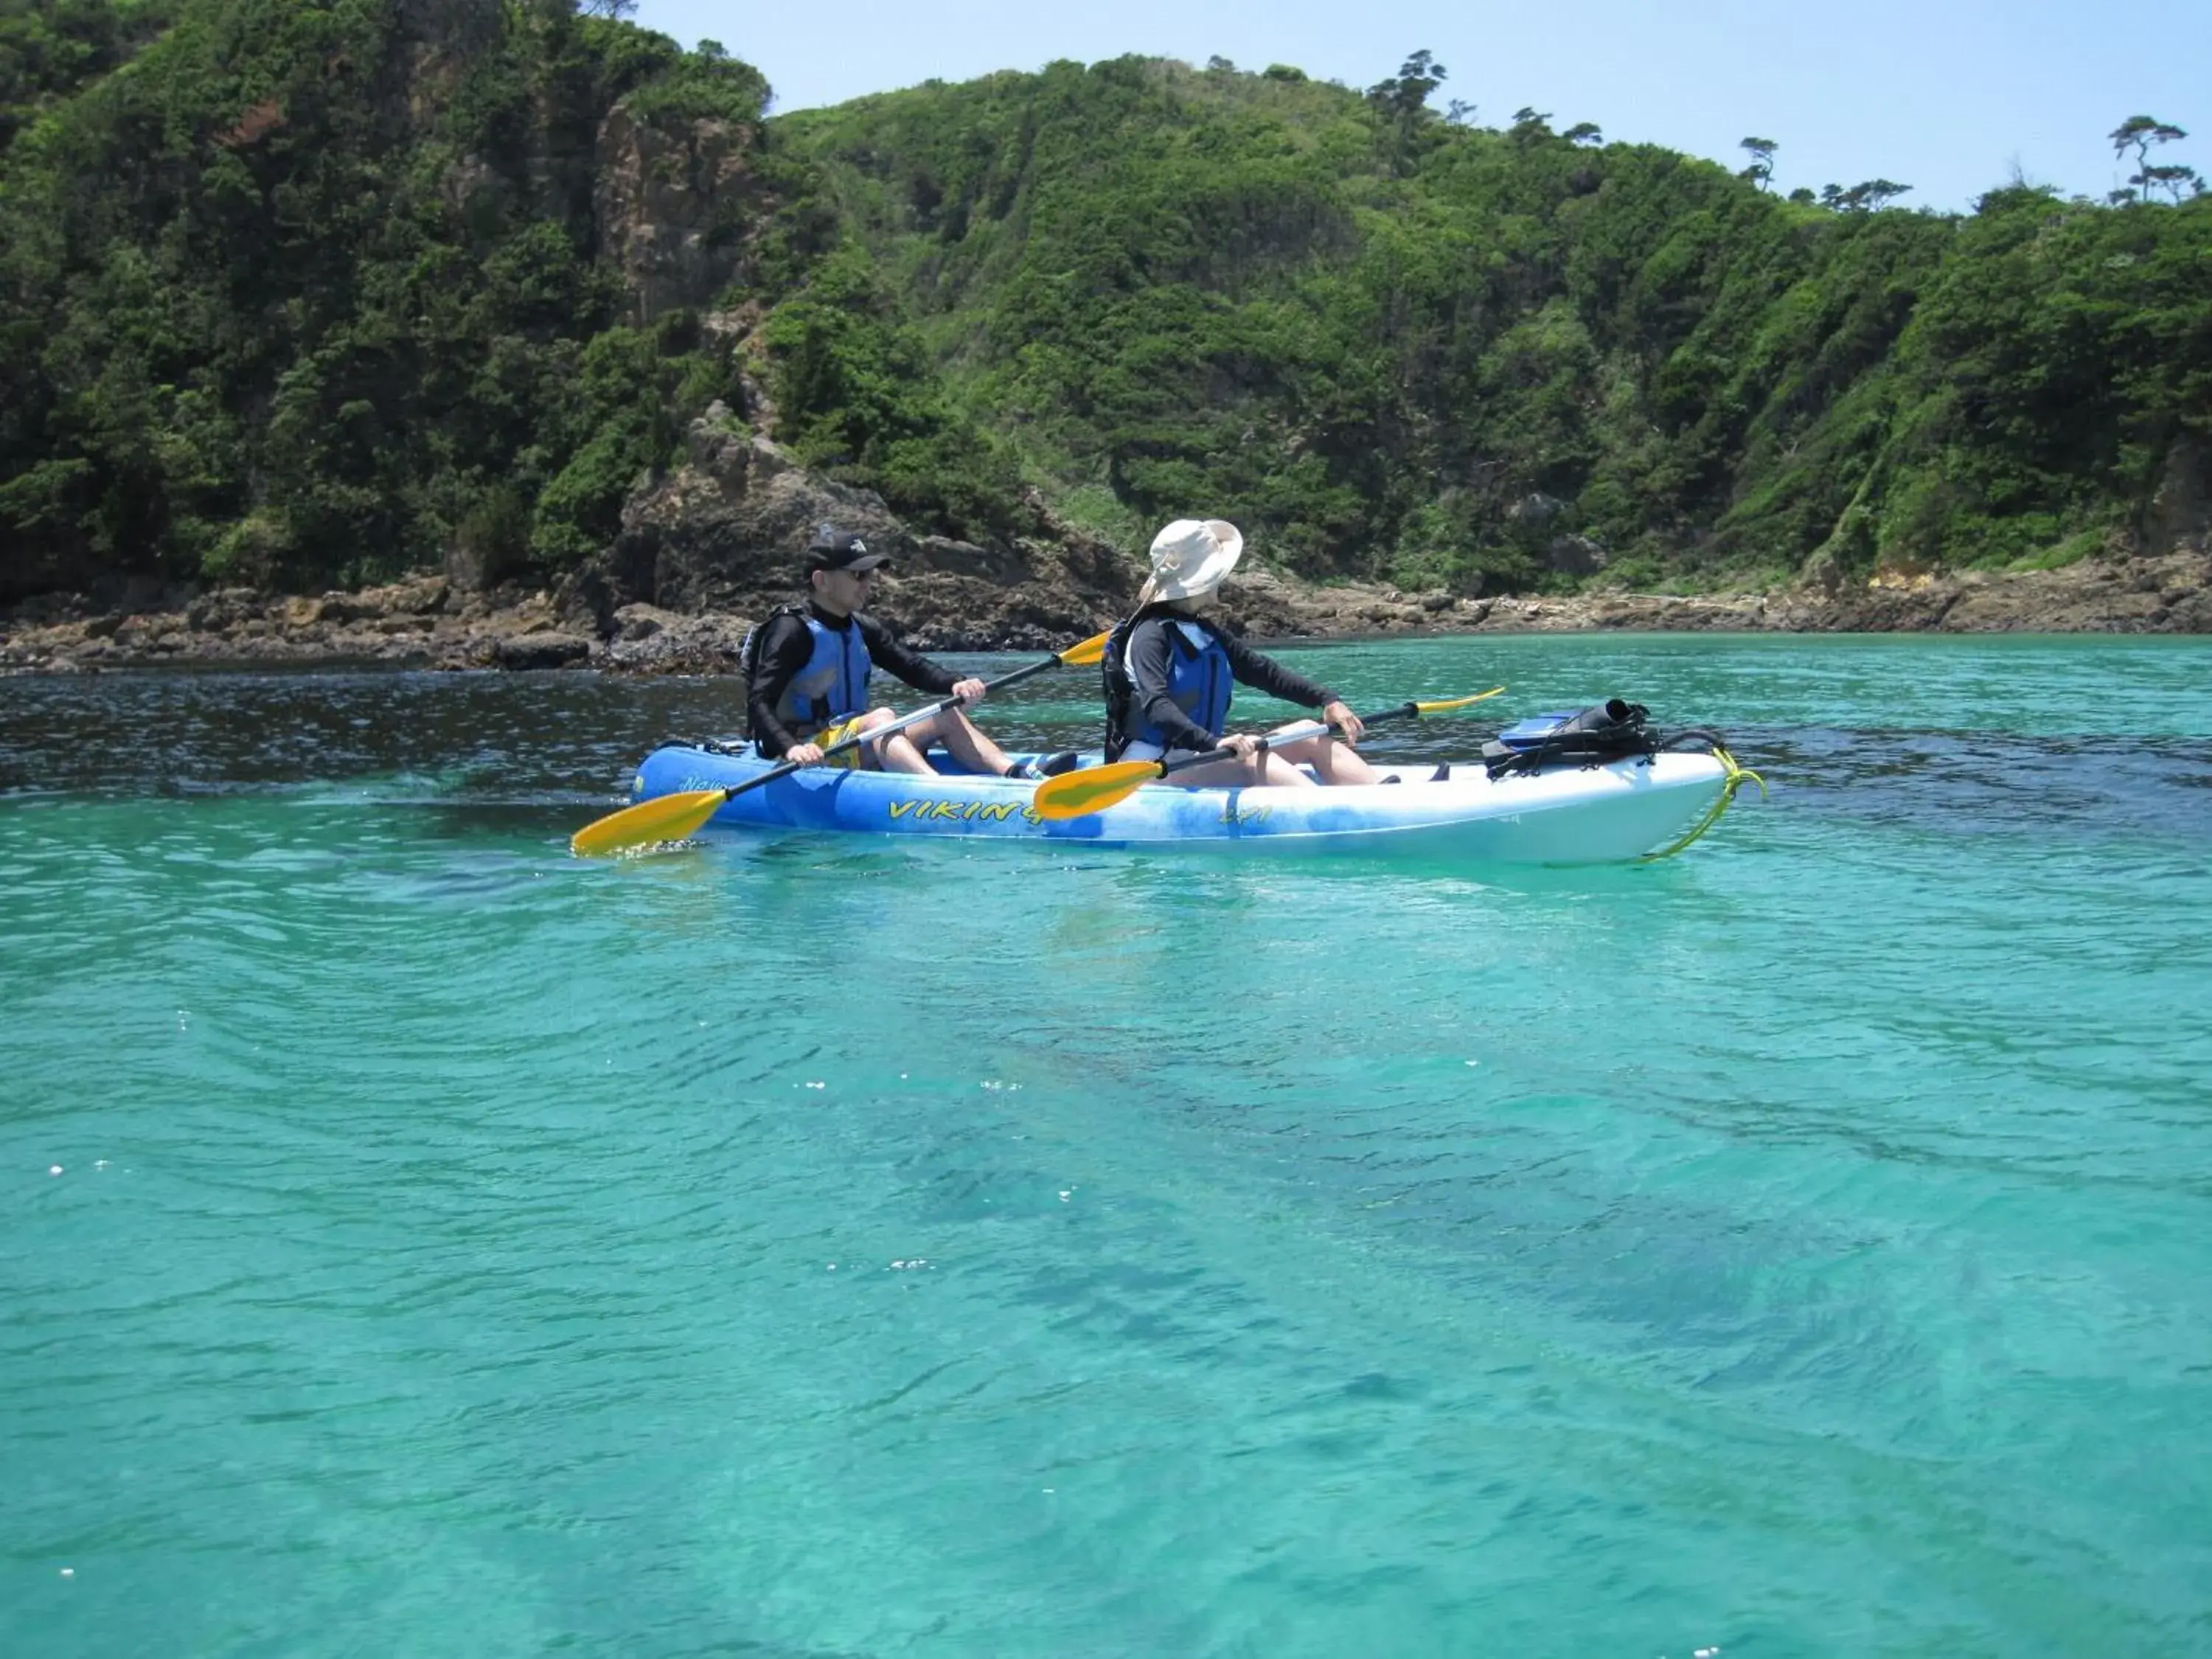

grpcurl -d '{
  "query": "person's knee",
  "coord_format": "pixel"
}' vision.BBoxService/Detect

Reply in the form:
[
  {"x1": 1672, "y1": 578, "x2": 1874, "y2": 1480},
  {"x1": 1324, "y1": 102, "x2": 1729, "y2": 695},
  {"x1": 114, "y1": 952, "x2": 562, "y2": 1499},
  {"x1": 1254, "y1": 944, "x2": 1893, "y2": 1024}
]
[{"x1": 856, "y1": 708, "x2": 895, "y2": 734}]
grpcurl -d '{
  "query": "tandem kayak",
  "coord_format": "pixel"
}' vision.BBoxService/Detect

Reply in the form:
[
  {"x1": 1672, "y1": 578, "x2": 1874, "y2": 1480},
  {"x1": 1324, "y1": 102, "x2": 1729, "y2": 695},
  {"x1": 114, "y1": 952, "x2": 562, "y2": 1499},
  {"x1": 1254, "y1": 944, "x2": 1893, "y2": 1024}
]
[{"x1": 622, "y1": 738, "x2": 1757, "y2": 864}]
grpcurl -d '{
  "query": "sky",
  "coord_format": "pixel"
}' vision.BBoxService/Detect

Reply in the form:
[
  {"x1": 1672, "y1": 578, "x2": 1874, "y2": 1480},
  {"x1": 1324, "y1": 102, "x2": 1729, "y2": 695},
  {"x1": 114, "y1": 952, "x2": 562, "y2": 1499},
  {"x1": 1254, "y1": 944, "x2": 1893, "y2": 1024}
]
[{"x1": 629, "y1": 0, "x2": 2205, "y2": 212}]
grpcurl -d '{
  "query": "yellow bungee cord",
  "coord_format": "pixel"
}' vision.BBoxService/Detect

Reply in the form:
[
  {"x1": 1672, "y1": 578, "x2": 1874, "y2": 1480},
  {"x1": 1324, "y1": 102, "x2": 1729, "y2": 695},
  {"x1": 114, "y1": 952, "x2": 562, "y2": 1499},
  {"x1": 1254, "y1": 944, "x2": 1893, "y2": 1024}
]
[{"x1": 1641, "y1": 746, "x2": 1767, "y2": 862}]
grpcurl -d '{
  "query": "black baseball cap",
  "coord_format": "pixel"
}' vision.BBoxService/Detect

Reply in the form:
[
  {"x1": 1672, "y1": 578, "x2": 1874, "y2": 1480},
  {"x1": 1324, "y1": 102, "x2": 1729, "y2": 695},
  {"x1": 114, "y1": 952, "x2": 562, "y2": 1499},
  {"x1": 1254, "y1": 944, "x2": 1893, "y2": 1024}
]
[{"x1": 806, "y1": 526, "x2": 888, "y2": 573}]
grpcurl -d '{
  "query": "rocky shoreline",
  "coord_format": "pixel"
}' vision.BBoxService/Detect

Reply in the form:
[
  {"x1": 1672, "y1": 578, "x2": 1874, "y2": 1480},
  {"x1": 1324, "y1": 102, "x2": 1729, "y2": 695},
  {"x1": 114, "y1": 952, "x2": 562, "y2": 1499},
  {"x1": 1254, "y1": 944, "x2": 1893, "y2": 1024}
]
[
  {"x1": 6, "y1": 419, "x2": 2207, "y2": 677},
  {"x1": 5, "y1": 542, "x2": 2205, "y2": 679}
]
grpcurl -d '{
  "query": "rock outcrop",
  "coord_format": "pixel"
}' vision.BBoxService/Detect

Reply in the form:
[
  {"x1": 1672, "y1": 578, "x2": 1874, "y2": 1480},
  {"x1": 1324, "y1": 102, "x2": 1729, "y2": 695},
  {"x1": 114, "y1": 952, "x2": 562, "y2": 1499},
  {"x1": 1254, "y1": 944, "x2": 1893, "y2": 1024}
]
[
  {"x1": 594, "y1": 105, "x2": 767, "y2": 324},
  {"x1": 562, "y1": 406, "x2": 1141, "y2": 662},
  {"x1": 0, "y1": 576, "x2": 599, "y2": 675}
]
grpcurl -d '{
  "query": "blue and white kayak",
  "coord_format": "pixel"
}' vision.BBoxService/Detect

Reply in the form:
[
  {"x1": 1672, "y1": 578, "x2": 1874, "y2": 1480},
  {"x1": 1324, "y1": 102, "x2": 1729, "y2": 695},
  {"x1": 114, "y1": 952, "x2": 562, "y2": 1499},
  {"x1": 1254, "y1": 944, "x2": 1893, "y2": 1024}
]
[{"x1": 625, "y1": 742, "x2": 1750, "y2": 863}]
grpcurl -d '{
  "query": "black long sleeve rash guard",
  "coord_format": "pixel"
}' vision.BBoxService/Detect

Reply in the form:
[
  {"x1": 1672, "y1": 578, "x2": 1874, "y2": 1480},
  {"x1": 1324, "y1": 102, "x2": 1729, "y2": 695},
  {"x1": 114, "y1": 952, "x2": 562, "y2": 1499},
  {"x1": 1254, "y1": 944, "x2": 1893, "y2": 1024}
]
[
  {"x1": 1121, "y1": 609, "x2": 1339, "y2": 754},
  {"x1": 746, "y1": 601, "x2": 962, "y2": 758}
]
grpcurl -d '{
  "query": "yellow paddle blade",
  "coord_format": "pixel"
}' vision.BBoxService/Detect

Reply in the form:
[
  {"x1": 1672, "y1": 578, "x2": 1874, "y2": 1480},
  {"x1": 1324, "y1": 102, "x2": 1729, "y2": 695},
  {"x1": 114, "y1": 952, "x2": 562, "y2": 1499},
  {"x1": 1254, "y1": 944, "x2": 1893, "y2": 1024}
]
[
  {"x1": 1030, "y1": 758, "x2": 1165, "y2": 821},
  {"x1": 1057, "y1": 630, "x2": 1109, "y2": 667},
  {"x1": 1411, "y1": 686, "x2": 1506, "y2": 714},
  {"x1": 568, "y1": 788, "x2": 728, "y2": 858}
]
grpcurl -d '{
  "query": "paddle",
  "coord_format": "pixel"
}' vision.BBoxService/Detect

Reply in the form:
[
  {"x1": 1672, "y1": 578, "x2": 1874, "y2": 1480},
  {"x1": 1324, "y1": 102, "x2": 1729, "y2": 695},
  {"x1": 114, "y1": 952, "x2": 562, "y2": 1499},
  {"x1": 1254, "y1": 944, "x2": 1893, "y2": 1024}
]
[
  {"x1": 570, "y1": 630, "x2": 1111, "y2": 856},
  {"x1": 1031, "y1": 687, "x2": 1506, "y2": 821}
]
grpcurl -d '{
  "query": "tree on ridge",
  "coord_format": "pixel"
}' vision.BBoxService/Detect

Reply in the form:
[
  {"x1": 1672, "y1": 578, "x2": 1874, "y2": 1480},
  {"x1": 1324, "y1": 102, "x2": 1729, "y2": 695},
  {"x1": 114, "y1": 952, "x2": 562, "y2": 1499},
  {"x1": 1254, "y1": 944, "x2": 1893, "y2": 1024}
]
[
  {"x1": 2108, "y1": 115, "x2": 2191, "y2": 203},
  {"x1": 1739, "y1": 136, "x2": 1778, "y2": 190},
  {"x1": 1819, "y1": 178, "x2": 1912, "y2": 212}
]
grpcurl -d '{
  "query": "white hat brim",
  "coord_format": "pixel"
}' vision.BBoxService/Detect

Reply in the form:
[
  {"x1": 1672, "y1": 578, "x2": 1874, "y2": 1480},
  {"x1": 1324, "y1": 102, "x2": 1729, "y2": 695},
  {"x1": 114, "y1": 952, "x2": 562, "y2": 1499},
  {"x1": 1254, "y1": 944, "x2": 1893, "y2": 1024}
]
[{"x1": 1150, "y1": 519, "x2": 1243, "y2": 602}]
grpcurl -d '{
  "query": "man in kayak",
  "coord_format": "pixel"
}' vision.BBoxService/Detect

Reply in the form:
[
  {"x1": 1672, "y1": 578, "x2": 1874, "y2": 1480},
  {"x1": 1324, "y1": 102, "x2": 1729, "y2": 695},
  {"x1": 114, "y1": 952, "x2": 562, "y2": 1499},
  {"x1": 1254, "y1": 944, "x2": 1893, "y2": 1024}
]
[
  {"x1": 1102, "y1": 518, "x2": 1380, "y2": 787},
  {"x1": 746, "y1": 525, "x2": 1065, "y2": 779}
]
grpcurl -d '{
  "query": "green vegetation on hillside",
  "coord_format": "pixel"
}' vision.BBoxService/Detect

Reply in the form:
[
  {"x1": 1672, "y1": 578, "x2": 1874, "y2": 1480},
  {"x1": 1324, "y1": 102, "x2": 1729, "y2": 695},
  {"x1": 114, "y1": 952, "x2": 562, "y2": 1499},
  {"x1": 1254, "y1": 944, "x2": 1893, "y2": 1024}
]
[
  {"x1": 0, "y1": 0, "x2": 768, "y2": 597},
  {"x1": 772, "y1": 58, "x2": 2211, "y2": 592},
  {"x1": 1, "y1": 10, "x2": 2206, "y2": 604},
  {"x1": 1, "y1": 0, "x2": 169, "y2": 149}
]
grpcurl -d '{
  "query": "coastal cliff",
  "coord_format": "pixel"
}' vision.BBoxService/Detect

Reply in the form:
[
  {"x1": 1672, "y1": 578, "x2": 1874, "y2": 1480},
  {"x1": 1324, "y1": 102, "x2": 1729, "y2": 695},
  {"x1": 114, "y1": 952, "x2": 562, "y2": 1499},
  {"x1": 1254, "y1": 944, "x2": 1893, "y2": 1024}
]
[{"x1": 2, "y1": 4, "x2": 2207, "y2": 666}]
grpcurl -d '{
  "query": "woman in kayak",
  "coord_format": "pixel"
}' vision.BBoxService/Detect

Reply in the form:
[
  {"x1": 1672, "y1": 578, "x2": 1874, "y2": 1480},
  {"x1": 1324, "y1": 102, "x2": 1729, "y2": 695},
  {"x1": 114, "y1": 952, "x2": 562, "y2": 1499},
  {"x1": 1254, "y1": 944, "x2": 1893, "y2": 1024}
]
[{"x1": 1101, "y1": 519, "x2": 1379, "y2": 788}]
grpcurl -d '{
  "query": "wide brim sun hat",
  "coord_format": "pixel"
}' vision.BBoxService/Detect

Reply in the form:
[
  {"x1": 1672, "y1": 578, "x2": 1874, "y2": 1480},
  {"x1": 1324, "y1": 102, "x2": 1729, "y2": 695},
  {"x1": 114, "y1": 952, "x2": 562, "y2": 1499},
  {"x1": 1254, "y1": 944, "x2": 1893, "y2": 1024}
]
[{"x1": 1147, "y1": 518, "x2": 1243, "y2": 602}]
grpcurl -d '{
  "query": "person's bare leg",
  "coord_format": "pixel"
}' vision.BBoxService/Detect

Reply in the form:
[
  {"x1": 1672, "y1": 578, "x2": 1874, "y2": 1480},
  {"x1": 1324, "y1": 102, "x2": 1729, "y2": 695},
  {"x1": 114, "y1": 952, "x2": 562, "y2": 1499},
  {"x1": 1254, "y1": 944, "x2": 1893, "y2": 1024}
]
[
  {"x1": 1153, "y1": 750, "x2": 1313, "y2": 788},
  {"x1": 898, "y1": 707, "x2": 1018, "y2": 776},
  {"x1": 1272, "y1": 733, "x2": 1378, "y2": 786},
  {"x1": 844, "y1": 708, "x2": 936, "y2": 775},
  {"x1": 872, "y1": 730, "x2": 936, "y2": 773}
]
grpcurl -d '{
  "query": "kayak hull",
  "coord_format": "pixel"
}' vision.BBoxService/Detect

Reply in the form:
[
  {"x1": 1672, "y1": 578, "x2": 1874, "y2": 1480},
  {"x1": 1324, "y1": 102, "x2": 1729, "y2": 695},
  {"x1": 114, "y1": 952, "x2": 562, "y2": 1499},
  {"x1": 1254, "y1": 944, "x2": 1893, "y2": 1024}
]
[{"x1": 626, "y1": 744, "x2": 1736, "y2": 864}]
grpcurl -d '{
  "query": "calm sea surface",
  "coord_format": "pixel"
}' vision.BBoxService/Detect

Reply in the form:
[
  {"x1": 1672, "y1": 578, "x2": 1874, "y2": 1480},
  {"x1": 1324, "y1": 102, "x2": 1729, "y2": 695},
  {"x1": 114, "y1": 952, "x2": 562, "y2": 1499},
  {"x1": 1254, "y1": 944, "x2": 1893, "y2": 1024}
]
[{"x1": 4, "y1": 633, "x2": 2210, "y2": 1658}]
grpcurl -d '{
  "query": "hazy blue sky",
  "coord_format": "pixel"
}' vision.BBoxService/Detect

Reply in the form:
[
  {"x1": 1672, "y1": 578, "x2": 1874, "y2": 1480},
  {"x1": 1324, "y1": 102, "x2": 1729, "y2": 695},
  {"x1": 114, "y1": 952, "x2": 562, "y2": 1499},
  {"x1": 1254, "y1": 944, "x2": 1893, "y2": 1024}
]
[{"x1": 629, "y1": 0, "x2": 2202, "y2": 211}]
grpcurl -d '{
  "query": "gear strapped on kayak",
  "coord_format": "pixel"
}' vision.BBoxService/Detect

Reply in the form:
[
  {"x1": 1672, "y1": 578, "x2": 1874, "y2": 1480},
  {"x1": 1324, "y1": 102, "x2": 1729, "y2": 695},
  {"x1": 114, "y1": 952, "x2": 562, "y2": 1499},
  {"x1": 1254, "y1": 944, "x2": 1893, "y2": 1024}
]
[
  {"x1": 1485, "y1": 699, "x2": 1664, "y2": 775},
  {"x1": 1475, "y1": 697, "x2": 1765, "y2": 858}
]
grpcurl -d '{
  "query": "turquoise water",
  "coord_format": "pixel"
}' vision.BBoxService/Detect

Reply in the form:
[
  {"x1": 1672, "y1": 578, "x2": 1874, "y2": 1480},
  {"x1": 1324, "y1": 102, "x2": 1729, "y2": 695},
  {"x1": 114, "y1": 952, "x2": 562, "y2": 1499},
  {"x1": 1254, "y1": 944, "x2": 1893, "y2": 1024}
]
[{"x1": 4, "y1": 633, "x2": 2210, "y2": 1657}]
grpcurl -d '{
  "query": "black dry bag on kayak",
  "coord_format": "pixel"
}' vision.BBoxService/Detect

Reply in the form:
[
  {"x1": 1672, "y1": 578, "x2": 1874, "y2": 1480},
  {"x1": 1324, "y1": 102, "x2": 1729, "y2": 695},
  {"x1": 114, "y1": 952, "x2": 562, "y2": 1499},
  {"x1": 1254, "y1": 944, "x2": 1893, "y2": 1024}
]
[{"x1": 1483, "y1": 698, "x2": 1658, "y2": 777}]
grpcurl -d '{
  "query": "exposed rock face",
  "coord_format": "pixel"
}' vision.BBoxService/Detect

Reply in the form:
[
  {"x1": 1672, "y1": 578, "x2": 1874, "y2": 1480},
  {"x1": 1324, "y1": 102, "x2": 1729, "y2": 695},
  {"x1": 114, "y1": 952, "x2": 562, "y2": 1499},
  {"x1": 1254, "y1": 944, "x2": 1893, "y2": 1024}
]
[
  {"x1": 1547, "y1": 534, "x2": 1609, "y2": 576},
  {"x1": 1804, "y1": 548, "x2": 2212, "y2": 633},
  {"x1": 2140, "y1": 437, "x2": 2211, "y2": 560},
  {"x1": 594, "y1": 106, "x2": 765, "y2": 323},
  {"x1": 567, "y1": 410, "x2": 1141, "y2": 659}
]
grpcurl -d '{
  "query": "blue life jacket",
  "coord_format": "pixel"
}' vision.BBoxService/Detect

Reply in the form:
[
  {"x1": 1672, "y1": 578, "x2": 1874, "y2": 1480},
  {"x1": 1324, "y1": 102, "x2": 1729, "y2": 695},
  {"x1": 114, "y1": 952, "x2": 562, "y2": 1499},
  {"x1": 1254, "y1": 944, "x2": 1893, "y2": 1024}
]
[
  {"x1": 773, "y1": 610, "x2": 872, "y2": 734},
  {"x1": 1105, "y1": 613, "x2": 1232, "y2": 757}
]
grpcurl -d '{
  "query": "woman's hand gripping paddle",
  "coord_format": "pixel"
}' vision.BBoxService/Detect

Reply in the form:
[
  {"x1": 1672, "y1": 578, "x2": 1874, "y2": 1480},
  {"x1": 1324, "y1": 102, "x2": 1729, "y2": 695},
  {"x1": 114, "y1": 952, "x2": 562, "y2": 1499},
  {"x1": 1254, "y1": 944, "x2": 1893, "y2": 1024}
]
[
  {"x1": 1030, "y1": 687, "x2": 1505, "y2": 822},
  {"x1": 570, "y1": 631, "x2": 1111, "y2": 856}
]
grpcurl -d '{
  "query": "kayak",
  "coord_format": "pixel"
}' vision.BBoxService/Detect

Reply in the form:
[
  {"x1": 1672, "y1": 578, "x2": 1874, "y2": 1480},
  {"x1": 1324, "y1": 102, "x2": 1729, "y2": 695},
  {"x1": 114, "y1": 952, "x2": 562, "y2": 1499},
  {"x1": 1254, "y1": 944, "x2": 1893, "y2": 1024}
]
[{"x1": 623, "y1": 740, "x2": 1750, "y2": 863}]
